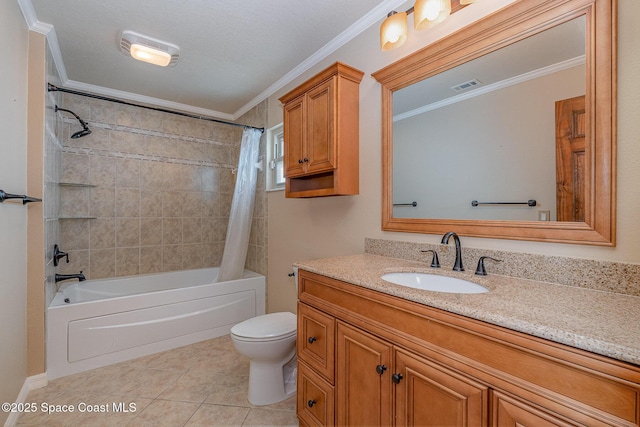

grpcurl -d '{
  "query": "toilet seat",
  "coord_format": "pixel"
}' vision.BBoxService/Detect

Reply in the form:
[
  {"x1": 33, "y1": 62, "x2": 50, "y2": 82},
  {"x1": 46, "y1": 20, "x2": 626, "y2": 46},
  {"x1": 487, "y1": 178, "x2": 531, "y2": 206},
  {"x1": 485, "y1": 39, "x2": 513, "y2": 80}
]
[{"x1": 231, "y1": 312, "x2": 296, "y2": 341}]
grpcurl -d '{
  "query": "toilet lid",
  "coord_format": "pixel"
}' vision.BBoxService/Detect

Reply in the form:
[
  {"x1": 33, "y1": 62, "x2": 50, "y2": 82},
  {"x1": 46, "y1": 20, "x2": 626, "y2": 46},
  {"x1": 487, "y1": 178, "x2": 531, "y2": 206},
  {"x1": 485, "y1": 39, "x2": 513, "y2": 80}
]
[{"x1": 231, "y1": 312, "x2": 296, "y2": 339}]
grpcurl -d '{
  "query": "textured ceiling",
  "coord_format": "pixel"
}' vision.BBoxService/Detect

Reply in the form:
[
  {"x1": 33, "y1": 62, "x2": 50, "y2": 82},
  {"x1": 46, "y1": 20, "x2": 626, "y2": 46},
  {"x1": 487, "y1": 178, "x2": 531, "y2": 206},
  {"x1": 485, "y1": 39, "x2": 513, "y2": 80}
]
[{"x1": 27, "y1": 0, "x2": 401, "y2": 118}]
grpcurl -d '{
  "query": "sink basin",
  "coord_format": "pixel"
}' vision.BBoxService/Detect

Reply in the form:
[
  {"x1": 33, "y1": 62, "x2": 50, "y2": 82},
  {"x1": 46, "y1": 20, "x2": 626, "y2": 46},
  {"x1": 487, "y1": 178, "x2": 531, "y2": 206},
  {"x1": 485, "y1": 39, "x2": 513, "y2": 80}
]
[{"x1": 381, "y1": 272, "x2": 488, "y2": 294}]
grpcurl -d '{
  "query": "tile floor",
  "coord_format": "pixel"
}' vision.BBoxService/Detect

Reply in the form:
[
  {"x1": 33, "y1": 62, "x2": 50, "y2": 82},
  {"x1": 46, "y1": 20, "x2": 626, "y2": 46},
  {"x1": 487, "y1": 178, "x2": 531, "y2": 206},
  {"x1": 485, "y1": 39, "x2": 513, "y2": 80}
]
[{"x1": 17, "y1": 335, "x2": 299, "y2": 426}]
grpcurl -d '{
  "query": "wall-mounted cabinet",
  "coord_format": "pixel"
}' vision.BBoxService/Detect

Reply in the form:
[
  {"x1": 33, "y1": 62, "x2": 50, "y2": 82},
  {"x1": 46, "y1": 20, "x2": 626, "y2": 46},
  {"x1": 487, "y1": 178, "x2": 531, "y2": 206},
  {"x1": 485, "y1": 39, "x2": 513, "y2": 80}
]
[{"x1": 279, "y1": 62, "x2": 363, "y2": 198}]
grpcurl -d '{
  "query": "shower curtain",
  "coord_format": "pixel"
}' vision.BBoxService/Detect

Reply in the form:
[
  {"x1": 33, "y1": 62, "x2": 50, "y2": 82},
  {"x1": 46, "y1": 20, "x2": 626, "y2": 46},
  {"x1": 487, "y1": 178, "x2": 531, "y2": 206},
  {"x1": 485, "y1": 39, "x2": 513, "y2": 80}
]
[{"x1": 217, "y1": 127, "x2": 262, "y2": 282}]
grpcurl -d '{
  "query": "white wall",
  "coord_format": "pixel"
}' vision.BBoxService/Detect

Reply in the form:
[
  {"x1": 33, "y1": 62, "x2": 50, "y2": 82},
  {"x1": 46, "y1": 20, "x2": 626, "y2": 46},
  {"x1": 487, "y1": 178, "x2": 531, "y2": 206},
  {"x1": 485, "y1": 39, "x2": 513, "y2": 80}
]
[
  {"x1": 0, "y1": 0, "x2": 29, "y2": 423},
  {"x1": 266, "y1": 0, "x2": 640, "y2": 314}
]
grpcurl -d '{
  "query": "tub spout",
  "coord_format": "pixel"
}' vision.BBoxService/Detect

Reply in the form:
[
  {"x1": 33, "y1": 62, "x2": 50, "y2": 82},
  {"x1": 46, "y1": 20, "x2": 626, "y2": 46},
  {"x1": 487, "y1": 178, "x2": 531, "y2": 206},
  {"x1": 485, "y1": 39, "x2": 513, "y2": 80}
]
[{"x1": 55, "y1": 271, "x2": 86, "y2": 283}]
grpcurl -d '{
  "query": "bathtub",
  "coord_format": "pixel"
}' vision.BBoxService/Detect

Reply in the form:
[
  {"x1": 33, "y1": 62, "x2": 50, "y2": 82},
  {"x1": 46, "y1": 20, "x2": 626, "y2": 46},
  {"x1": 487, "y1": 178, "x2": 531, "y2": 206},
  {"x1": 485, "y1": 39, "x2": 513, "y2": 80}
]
[{"x1": 47, "y1": 267, "x2": 265, "y2": 379}]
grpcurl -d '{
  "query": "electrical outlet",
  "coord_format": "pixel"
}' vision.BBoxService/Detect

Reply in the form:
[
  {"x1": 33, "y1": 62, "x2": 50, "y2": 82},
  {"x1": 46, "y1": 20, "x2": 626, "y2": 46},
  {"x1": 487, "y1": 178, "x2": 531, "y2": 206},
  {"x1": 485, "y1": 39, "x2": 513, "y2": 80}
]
[{"x1": 538, "y1": 210, "x2": 550, "y2": 221}]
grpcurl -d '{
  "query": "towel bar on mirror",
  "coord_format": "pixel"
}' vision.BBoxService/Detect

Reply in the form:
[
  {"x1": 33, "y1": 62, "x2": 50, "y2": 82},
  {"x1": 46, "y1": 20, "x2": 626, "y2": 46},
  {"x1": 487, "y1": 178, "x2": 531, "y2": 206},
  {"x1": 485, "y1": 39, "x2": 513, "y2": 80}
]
[{"x1": 471, "y1": 200, "x2": 536, "y2": 207}]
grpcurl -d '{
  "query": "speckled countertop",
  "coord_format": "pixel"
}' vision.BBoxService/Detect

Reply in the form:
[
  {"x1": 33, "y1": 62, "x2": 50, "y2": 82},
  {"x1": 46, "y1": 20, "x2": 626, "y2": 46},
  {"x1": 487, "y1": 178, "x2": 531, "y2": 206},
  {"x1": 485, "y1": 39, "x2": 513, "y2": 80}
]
[{"x1": 295, "y1": 254, "x2": 640, "y2": 366}]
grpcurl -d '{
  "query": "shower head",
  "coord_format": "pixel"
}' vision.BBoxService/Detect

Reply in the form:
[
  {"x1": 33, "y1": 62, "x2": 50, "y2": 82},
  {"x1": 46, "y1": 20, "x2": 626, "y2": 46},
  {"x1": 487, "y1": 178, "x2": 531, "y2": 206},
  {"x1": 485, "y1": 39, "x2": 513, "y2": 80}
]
[
  {"x1": 71, "y1": 127, "x2": 92, "y2": 139},
  {"x1": 55, "y1": 105, "x2": 92, "y2": 139}
]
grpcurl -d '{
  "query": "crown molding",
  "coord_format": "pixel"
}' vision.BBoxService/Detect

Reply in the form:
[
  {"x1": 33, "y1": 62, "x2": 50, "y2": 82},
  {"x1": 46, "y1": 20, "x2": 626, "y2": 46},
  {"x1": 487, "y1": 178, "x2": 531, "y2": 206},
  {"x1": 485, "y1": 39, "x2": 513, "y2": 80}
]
[
  {"x1": 18, "y1": 0, "x2": 405, "y2": 121},
  {"x1": 394, "y1": 55, "x2": 586, "y2": 122},
  {"x1": 61, "y1": 80, "x2": 236, "y2": 121}
]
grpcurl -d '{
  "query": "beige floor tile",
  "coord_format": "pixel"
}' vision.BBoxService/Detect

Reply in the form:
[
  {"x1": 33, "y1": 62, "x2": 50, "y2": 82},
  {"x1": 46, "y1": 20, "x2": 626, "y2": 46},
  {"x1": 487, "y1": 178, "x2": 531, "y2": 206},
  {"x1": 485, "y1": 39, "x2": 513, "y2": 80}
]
[
  {"x1": 76, "y1": 365, "x2": 140, "y2": 395},
  {"x1": 184, "y1": 404, "x2": 250, "y2": 426},
  {"x1": 61, "y1": 396, "x2": 152, "y2": 427},
  {"x1": 189, "y1": 348, "x2": 249, "y2": 375},
  {"x1": 262, "y1": 395, "x2": 296, "y2": 412},
  {"x1": 126, "y1": 399, "x2": 200, "y2": 427},
  {"x1": 17, "y1": 336, "x2": 299, "y2": 427},
  {"x1": 242, "y1": 407, "x2": 299, "y2": 426},
  {"x1": 157, "y1": 369, "x2": 222, "y2": 403},
  {"x1": 202, "y1": 373, "x2": 250, "y2": 407},
  {"x1": 128, "y1": 344, "x2": 211, "y2": 372},
  {"x1": 114, "y1": 368, "x2": 184, "y2": 399}
]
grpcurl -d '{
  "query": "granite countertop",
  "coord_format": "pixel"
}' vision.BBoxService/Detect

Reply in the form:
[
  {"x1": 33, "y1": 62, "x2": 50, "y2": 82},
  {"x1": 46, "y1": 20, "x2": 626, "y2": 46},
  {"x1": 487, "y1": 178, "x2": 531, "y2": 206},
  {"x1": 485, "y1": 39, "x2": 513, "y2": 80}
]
[{"x1": 295, "y1": 254, "x2": 640, "y2": 366}]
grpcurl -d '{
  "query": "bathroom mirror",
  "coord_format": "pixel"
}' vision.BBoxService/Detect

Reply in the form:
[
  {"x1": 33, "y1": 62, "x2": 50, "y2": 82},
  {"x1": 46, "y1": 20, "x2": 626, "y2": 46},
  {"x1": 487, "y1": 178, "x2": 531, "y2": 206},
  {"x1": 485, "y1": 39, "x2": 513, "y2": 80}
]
[{"x1": 373, "y1": 0, "x2": 616, "y2": 245}]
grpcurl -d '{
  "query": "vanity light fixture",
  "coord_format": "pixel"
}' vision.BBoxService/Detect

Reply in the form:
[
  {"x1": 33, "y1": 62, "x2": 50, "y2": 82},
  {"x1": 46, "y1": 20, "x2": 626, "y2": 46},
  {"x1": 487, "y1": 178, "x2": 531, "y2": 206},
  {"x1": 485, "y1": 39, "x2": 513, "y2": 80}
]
[
  {"x1": 381, "y1": 0, "x2": 476, "y2": 50},
  {"x1": 120, "y1": 30, "x2": 180, "y2": 67},
  {"x1": 380, "y1": 10, "x2": 410, "y2": 51},
  {"x1": 414, "y1": 0, "x2": 451, "y2": 30}
]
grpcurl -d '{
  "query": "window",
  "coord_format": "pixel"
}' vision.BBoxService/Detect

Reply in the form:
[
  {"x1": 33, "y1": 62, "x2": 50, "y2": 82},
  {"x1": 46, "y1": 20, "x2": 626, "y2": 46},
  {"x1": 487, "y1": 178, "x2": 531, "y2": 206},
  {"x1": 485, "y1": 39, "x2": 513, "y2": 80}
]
[{"x1": 266, "y1": 123, "x2": 285, "y2": 191}]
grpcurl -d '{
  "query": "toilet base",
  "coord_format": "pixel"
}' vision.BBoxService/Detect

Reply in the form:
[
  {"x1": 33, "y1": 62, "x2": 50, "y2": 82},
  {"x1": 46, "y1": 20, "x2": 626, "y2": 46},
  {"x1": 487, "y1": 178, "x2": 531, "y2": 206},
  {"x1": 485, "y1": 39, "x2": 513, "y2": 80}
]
[{"x1": 247, "y1": 351, "x2": 297, "y2": 406}]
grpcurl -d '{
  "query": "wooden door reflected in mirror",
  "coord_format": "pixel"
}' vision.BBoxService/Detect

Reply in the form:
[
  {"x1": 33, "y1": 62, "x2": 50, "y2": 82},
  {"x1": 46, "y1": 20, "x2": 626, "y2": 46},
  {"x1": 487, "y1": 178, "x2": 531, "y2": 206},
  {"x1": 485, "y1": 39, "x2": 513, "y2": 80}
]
[{"x1": 556, "y1": 95, "x2": 586, "y2": 222}]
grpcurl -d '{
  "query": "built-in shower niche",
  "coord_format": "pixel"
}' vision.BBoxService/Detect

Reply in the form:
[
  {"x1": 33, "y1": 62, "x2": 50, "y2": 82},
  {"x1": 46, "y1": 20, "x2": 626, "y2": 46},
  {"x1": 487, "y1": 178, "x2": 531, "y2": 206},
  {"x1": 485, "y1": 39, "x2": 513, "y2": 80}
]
[{"x1": 58, "y1": 182, "x2": 97, "y2": 219}]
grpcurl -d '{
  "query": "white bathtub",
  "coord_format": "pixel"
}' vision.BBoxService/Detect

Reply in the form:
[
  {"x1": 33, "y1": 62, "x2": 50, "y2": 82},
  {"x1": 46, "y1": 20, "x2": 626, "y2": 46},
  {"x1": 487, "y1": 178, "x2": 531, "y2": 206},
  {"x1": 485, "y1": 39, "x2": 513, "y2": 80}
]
[{"x1": 47, "y1": 268, "x2": 265, "y2": 379}]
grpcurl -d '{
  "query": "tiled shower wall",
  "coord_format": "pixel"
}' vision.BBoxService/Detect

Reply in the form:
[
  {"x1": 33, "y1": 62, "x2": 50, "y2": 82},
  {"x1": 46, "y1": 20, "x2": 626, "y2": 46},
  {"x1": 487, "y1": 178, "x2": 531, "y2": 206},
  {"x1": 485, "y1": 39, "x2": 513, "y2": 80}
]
[
  {"x1": 44, "y1": 46, "x2": 63, "y2": 306},
  {"x1": 56, "y1": 93, "x2": 267, "y2": 281}
]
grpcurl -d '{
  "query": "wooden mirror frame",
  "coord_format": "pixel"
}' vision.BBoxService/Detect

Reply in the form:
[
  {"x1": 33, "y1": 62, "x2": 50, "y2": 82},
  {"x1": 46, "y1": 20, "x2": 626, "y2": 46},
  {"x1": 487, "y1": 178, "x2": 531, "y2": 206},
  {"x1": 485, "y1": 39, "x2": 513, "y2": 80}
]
[{"x1": 372, "y1": 0, "x2": 616, "y2": 245}]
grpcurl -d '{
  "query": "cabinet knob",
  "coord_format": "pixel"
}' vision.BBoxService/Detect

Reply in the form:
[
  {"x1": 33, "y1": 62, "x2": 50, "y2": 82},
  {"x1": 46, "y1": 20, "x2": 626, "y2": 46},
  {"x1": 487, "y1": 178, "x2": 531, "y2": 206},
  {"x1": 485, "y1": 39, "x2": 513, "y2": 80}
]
[
  {"x1": 376, "y1": 364, "x2": 387, "y2": 375},
  {"x1": 307, "y1": 399, "x2": 317, "y2": 408},
  {"x1": 308, "y1": 336, "x2": 317, "y2": 344},
  {"x1": 298, "y1": 159, "x2": 304, "y2": 164},
  {"x1": 303, "y1": 157, "x2": 309, "y2": 162},
  {"x1": 392, "y1": 373, "x2": 404, "y2": 384}
]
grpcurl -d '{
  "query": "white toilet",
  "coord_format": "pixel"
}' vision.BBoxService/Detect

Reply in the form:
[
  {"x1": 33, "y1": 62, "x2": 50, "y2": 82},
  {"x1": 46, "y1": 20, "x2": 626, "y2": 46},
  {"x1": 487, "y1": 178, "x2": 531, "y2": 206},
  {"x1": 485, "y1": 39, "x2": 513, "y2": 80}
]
[{"x1": 230, "y1": 311, "x2": 297, "y2": 406}]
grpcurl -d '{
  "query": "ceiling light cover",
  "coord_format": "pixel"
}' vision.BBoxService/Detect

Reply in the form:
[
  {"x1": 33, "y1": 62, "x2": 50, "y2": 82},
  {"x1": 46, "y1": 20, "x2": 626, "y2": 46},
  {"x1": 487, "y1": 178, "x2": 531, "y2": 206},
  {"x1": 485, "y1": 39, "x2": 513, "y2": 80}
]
[
  {"x1": 120, "y1": 31, "x2": 180, "y2": 67},
  {"x1": 380, "y1": 11, "x2": 408, "y2": 51},
  {"x1": 414, "y1": 0, "x2": 451, "y2": 30}
]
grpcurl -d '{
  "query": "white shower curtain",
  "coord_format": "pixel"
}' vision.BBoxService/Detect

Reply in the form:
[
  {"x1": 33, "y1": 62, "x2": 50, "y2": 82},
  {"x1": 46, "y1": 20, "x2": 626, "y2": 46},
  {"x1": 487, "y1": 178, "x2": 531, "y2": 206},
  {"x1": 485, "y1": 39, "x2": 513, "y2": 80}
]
[{"x1": 217, "y1": 127, "x2": 262, "y2": 282}]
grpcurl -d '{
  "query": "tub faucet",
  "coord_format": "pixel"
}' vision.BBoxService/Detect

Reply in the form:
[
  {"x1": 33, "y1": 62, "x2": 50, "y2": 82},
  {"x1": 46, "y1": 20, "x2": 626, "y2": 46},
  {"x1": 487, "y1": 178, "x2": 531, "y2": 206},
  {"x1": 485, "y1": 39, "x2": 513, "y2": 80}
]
[
  {"x1": 53, "y1": 244, "x2": 69, "y2": 267},
  {"x1": 441, "y1": 231, "x2": 464, "y2": 271},
  {"x1": 55, "y1": 271, "x2": 86, "y2": 283}
]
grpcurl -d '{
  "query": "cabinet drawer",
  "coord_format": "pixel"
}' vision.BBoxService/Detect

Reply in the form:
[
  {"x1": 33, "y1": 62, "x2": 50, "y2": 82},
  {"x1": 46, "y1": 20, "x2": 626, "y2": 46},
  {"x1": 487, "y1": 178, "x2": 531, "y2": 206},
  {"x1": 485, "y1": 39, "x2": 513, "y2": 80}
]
[
  {"x1": 298, "y1": 302, "x2": 335, "y2": 382},
  {"x1": 298, "y1": 361, "x2": 335, "y2": 427},
  {"x1": 492, "y1": 391, "x2": 583, "y2": 427}
]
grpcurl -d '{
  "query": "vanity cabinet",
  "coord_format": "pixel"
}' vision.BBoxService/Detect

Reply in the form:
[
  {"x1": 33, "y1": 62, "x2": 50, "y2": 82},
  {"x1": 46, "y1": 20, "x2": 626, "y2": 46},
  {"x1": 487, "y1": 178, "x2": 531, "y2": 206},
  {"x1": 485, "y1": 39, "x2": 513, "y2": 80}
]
[
  {"x1": 296, "y1": 269, "x2": 640, "y2": 427},
  {"x1": 336, "y1": 321, "x2": 393, "y2": 426},
  {"x1": 279, "y1": 62, "x2": 363, "y2": 198},
  {"x1": 335, "y1": 321, "x2": 487, "y2": 426}
]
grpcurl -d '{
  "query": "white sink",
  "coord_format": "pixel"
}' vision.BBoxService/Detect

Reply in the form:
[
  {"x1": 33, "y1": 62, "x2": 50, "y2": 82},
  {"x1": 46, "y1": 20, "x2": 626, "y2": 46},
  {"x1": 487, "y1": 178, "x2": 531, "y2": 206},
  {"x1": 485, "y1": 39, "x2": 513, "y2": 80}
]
[{"x1": 381, "y1": 272, "x2": 489, "y2": 294}]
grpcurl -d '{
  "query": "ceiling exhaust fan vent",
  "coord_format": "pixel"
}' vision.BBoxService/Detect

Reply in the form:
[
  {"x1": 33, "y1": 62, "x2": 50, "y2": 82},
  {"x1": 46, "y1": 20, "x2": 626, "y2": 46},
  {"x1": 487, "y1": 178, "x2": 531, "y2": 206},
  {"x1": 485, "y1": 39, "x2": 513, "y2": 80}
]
[
  {"x1": 450, "y1": 79, "x2": 482, "y2": 93},
  {"x1": 120, "y1": 30, "x2": 180, "y2": 67}
]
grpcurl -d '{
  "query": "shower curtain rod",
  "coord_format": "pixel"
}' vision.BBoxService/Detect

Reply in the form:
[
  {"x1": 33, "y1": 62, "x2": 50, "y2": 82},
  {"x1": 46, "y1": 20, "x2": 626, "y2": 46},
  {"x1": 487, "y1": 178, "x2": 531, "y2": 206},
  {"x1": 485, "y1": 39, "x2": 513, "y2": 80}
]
[{"x1": 47, "y1": 84, "x2": 264, "y2": 133}]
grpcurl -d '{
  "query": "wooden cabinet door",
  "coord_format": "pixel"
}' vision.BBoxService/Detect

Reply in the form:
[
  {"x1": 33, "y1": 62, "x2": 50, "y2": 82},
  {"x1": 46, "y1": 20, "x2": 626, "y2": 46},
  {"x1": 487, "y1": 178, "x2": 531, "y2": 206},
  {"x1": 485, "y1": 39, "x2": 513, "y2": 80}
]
[
  {"x1": 298, "y1": 361, "x2": 335, "y2": 427},
  {"x1": 306, "y1": 78, "x2": 336, "y2": 174},
  {"x1": 298, "y1": 302, "x2": 335, "y2": 382},
  {"x1": 395, "y1": 349, "x2": 489, "y2": 427},
  {"x1": 283, "y1": 94, "x2": 306, "y2": 178},
  {"x1": 336, "y1": 321, "x2": 392, "y2": 427}
]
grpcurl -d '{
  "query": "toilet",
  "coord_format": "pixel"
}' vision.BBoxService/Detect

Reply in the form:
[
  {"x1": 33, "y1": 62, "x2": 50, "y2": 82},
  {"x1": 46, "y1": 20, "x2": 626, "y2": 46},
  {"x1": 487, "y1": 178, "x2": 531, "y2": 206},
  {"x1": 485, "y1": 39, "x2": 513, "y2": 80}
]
[{"x1": 230, "y1": 311, "x2": 297, "y2": 406}]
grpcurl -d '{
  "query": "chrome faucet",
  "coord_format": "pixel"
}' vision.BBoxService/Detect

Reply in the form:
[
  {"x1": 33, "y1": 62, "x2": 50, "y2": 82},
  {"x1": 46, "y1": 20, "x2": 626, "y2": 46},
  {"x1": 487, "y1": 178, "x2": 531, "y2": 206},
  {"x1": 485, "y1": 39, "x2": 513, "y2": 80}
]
[
  {"x1": 55, "y1": 271, "x2": 86, "y2": 283},
  {"x1": 441, "y1": 232, "x2": 464, "y2": 271}
]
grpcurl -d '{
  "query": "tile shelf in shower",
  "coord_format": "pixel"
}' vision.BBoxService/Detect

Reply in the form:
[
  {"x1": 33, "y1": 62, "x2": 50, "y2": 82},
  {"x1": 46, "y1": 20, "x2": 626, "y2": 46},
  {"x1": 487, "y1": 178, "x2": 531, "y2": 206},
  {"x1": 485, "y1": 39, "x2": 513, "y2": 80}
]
[
  {"x1": 58, "y1": 183, "x2": 97, "y2": 219},
  {"x1": 59, "y1": 217, "x2": 97, "y2": 220},
  {"x1": 58, "y1": 182, "x2": 96, "y2": 187}
]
